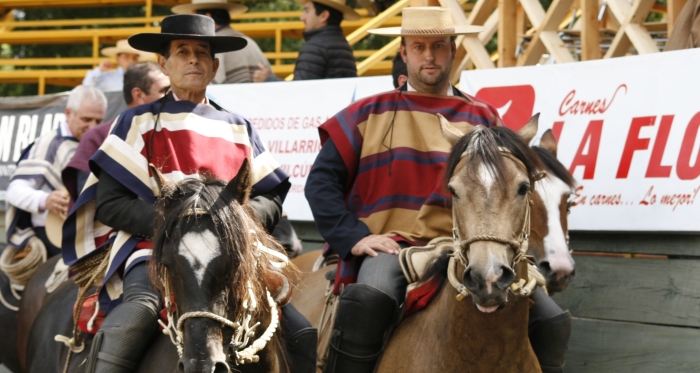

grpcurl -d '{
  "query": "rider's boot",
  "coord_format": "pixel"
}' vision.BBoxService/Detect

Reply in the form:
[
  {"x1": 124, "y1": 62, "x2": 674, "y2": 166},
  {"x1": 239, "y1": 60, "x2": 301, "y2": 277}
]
[
  {"x1": 529, "y1": 311, "x2": 572, "y2": 373},
  {"x1": 324, "y1": 284, "x2": 397, "y2": 373},
  {"x1": 86, "y1": 263, "x2": 159, "y2": 373},
  {"x1": 286, "y1": 327, "x2": 318, "y2": 373}
]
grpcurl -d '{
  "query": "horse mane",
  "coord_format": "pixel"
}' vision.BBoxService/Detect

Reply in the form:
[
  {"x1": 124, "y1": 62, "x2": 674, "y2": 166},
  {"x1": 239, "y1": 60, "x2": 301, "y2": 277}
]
[
  {"x1": 531, "y1": 146, "x2": 576, "y2": 188},
  {"x1": 149, "y1": 174, "x2": 292, "y2": 322},
  {"x1": 444, "y1": 125, "x2": 545, "y2": 190}
]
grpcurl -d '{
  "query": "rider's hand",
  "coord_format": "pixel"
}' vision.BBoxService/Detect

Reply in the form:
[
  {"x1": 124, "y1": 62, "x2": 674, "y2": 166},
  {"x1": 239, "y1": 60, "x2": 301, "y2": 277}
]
[
  {"x1": 350, "y1": 233, "x2": 400, "y2": 257},
  {"x1": 253, "y1": 63, "x2": 271, "y2": 83},
  {"x1": 46, "y1": 190, "x2": 70, "y2": 219},
  {"x1": 98, "y1": 60, "x2": 114, "y2": 72}
]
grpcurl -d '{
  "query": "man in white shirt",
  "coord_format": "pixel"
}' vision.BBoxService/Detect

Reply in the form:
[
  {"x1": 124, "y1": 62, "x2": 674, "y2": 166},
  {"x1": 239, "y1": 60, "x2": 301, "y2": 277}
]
[
  {"x1": 5, "y1": 85, "x2": 107, "y2": 256},
  {"x1": 82, "y1": 39, "x2": 152, "y2": 92}
]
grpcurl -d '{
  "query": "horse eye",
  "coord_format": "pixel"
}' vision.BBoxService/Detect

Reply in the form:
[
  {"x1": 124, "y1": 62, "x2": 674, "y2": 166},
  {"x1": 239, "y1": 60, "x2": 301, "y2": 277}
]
[
  {"x1": 447, "y1": 185, "x2": 458, "y2": 199},
  {"x1": 518, "y1": 183, "x2": 530, "y2": 196}
]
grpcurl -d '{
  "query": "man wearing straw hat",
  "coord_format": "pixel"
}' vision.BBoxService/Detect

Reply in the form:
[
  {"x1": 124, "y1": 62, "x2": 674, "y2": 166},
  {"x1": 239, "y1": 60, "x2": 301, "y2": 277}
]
[
  {"x1": 82, "y1": 39, "x2": 152, "y2": 92},
  {"x1": 62, "y1": 14, "x2": 316, "y2": 373},
  {"x1": 172, "y1": 0, "x2": 272, "y2": 84},
  {"x1": 305, "y1": 7, "x2": 571, "y2": 373},
  {"x1": 254, "y1": 0, "x2": 360, "y2": 81}
]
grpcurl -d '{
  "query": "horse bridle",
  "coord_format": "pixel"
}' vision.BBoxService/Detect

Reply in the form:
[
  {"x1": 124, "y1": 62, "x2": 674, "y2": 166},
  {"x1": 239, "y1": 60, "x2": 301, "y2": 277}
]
[
  {"x1": 446, "y1": 148, "x2": 545, "y2": 301},
  {"x1": 158, "y1": 208, "x2": 288, "y2": 366}
]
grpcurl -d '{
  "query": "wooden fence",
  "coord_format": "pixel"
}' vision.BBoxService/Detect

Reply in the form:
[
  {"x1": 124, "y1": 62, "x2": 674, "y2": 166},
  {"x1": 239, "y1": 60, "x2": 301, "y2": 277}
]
[{"x1": 291, "y1": 221, "x2": 700, "y2": 372}]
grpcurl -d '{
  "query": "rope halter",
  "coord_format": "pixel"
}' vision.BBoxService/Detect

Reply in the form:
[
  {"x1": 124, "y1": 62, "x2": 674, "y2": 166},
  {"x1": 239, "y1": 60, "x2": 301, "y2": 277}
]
[
  {"x1": 446, "y1": 148, "x2": 545, "y2": 301},
  {"x1": 159, "y1": 208, "x2": 288, "y2": 365}
]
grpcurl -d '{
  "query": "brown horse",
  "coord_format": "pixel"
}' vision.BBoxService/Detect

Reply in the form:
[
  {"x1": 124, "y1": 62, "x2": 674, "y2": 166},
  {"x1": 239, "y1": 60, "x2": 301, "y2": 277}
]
[
  {"x1": 528, "y1": 130, "x2": 577, "y2": 293},
  {"x1": 20, "y1": 159, "x2": 292, "y2": 373},
  {"x1": 293, "y1": 117, "x2": 545, "y2": 372}
]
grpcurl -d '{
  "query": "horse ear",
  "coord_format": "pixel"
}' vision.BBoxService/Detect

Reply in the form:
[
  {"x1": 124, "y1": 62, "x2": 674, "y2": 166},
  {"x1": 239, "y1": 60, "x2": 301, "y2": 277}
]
[
  {"x1": 225, "y1": 158, "x2": 252, "y2": 204},
  {"x1": 438, "y1": 113, "x2": 471, "y2": 146},
  {"x1": 540, "y1": 129, "x2": 558, "y2": 157},
  {"x1": 149, "y1": 163, "x2": 167, "y2": 196},
  {"x1": 517, "y1": 113, "x2": 539, "y2": 145}
]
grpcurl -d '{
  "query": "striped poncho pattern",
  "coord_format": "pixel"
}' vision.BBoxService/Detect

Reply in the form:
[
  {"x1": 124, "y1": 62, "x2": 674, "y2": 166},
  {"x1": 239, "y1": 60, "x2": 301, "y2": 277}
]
[
  {"x1": 319, "y1": 88, "x2": 502, "y2": 292},
  {"x1": 5, "y1": 127, "x2": 78, "y2": 248},
  {"x1": 62, "y1": 95, "x2": 288, "y2": 313}
]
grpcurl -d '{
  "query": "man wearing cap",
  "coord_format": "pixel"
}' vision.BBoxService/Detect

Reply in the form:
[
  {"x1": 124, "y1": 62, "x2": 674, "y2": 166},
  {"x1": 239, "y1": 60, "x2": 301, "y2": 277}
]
[
  {"x1": 305, "y1": 7, "x2": 571, "y2": 373},
  {"x1": 62, "y1": 14, "x2": 315, "y2": 373},
  {"x1": 254, "y1": 0, "x2": 359, "y2": 81},
  {"x1": 5, "y1": 85, "x2": 106, "y2": 259},
  {"x1": 172, "y1": 0, "x2": 272, "y2": 83},
  {"x1": 82, "y1": 39, "x2": 152, "y2": 92}
]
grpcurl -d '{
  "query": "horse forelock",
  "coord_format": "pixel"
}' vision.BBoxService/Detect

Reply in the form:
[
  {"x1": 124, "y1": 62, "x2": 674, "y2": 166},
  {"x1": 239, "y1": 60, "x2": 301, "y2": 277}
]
[
  {"x1": 531, "y1": 146, "x2": 576, "y2": 188},
  {"x1": 151, "y1": 176, "x2": 285, "y2": 321},
  {"x1": 444, "y1": 126, "x2": 544, "y2": 191}
]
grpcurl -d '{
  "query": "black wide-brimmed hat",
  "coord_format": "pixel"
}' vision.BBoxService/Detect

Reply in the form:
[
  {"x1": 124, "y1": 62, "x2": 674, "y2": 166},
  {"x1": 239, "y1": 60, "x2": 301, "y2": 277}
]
[{"x1": 129, "y1": 14, "x2": 247, "y2": 54}]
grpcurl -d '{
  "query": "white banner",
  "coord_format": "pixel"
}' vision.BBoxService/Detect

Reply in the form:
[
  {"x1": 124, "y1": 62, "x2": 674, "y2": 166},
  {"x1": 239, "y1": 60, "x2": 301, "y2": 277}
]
[
  {"x1": 208, "y1": 76, "x2": 392, "y2": 221},
  {"x1": 461, "y1": 48, "x2": 700, "y2": 231}
]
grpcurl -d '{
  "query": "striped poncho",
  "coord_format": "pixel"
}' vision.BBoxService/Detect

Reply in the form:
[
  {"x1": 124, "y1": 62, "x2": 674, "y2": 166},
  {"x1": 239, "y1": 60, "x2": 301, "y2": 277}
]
[
  {"x1": 62, "y1": 94, "x2": 288, "y2": 313},
  {"x1": 5, "y1": 127, "x2": 78, "y2": 249},
  {"x1": 318, "y1": 87, "x2": 502, "y2": 290}
]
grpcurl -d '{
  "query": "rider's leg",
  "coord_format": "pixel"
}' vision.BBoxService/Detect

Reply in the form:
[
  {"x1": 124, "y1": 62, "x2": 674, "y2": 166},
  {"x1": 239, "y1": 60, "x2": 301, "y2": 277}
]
[
  {"x1": 528, "y1": 287, "x2": 572, "y2": 373},
  {"x1": 325, "y1": 250, "x2": 408, "y2": 373},
  {"x1": 281, "y1": 303, "x2": 317, "y2": 373},
  {"x1": 87, "y1": 261, "x2": 160, "y2": 373}
]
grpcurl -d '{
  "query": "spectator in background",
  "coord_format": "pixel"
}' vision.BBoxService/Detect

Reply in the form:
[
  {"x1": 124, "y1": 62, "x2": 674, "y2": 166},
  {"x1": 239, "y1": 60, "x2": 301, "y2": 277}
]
[
  {"x1": 391, "y1": 51, "x2": 407, "y2": 88},
  {"x1": 5, "y1": 86, "x2": 106, "y2": 257},
  {"x1": 82, "y1": 39, "x2": 152, "y2": 92},
  {"x1": 63, "y1": 62, "x2": 170, "y2": 203},
  {"x1": 172, "y1": 0, "x2": 273, "y2": 83},
  {"x1": 254, "y1": 0, "x2": 360, "y2": 81}
]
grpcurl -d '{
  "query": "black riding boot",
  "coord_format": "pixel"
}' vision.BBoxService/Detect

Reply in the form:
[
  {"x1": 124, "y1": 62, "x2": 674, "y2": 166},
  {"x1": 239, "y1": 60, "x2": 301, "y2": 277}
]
[
  {"x1": 87, "y1": 262, "x2": 160, "y2": 373},
  {"x1": 286, "y1": 327, "x2": 319, "y2": 373},
  {"x1": 324, "y1": 284, "x2": 398, "y2": 373},
  {"x1": 529, "y1": 311, "x2": 572, "y2": 373}
]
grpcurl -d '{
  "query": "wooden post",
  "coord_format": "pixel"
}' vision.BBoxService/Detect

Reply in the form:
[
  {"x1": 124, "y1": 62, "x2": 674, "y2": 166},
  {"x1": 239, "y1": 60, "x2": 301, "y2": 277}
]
[
  {"x1": 580, "y1": 0, "x2": 600, "y2": 60},
  {"x1": 38, "y1": 74, "x2": 45, "y2": 96},
  {"x1": 92, "y1": 34, "x2": 99, "y2": 67},
  {"x1": 410, "y1": 0, "x2": 440, "y2": 6},
  {"x1": 275, "y1": 28, "x2": 282, "y2": 66},
  {"x1": 145, "y1": 0, "x2": 152, "y2": 27},
  {"x1": 667, "y1": 0, "x2": 688, "y2": 35},
  {"x1": 498, "y1": 0, "x2": 517, "y2": 67}
]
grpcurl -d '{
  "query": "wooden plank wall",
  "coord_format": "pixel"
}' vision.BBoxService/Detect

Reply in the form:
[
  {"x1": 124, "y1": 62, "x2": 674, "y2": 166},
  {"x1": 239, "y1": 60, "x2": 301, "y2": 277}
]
[{"x1": 292, "y1": 222, "x2": 700, "y2": 371}]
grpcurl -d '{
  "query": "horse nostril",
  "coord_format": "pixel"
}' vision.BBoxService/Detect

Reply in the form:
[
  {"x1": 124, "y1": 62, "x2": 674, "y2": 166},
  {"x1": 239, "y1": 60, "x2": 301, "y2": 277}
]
[
  {"x1": 539, "y1": 261, "x2": 552, "y2": 274},
  {"x1": 496, "y1": 266, "x2": 515, "y2": 290},
  {"x1": 178, "y1": 361, "x2": 185, "y2": 373},
  {"x1": 462, "y1": 267, "x2": 480, "y2": 292},
  {"x1": 214, "y1": 362, "x2": 230, "y2": 373}
]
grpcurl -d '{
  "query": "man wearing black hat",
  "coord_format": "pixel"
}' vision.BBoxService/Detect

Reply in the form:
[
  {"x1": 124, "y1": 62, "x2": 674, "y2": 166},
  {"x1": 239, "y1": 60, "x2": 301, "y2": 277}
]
[{"x1": 62, "y1": 14, "x2": 316, "y2": 373}]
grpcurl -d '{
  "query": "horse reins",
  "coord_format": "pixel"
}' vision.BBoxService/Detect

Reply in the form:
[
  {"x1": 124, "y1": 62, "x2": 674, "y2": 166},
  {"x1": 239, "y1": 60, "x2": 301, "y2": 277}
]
[
  {"x1": 158, "y1": 208, "x2": 288, "y2": 366},
  {"x1": 447, "y1": 148, "x2": 546, "y2": 301}
]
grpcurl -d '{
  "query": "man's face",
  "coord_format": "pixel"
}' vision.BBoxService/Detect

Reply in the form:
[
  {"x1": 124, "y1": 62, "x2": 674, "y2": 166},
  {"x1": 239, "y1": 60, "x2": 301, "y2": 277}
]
[
  {"x1": 133, "y1": 70, "x2": 170, "y2": 106},
  {"x1": 301, "y1": 2, "x2": 327, "y2": 32},
  {"x1": 116, "y1": 53, "x2": 140, "y2": 71},
  {"x1": 401, "y1": 36, "x2": 455, "y2": 93},
  {"x1": 158, "y1": 40, "x2": 218, "y2": 93},
  {"x1": 65, "y1": 99, "x2": 105, "y2": 141}
]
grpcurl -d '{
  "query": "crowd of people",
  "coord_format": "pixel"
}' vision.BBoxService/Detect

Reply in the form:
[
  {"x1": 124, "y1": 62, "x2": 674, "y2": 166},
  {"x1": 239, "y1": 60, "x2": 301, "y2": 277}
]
[{"x1": 4, "y1": 3, "x2": 572, "y2": 373}]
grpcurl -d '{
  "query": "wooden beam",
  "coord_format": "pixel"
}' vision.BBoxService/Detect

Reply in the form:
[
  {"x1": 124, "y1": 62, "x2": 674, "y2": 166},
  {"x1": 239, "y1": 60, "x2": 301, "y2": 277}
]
[
  {"x1": 580, "y1": 0, "x2": 600, "y2": 60},
  {"x1": 567, "y1": 318, "x2": 700, "y2": 371},
  {"x1": 518, "y1": 0, "x2": 575, "y2": 65},
  {"x1": 604, "y1": 0, "x2": 657, "y2": 58},
  {"x1": 356, "y1": 37, "x2": 400, "y2": 75},
  {"x1": 468, "y1": 0, "x2": 498, "y2": 25},
  {"x1": 346, "y1": 0, "x2": 410, "y2": 46},
  {"x1": 498, "y1": 0, "x2": 518, "y2": 67},
  {"x1": 440, "y1": 0, "x2": 496, "y2": 70},
  {"x1": 667, "y1": 0, "x2": 688, "y2": 34},
  {"x1": 451, "y1": 10, "x2": 499, "y2": 82},
  {"x1": 556, "y1": 256, "x2": 700, "y2": 327}
]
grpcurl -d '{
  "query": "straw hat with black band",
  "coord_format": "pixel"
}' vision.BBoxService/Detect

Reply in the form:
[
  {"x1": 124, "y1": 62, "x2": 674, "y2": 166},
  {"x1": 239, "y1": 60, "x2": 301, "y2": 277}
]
[
  {"x1": 368, "y1": 6, "x2": 483, "y2": 37},
  {"x1": 171, "y1": 0, "x2": 248, "y2": 16},
  {"x1": 129, "y1": 14, "x2": 247, "y2": 54},
  {"x1": 101, "y1": 39, "x2": 153, "y2": 59},
  {"x1": 296, "y1": 0, "x2": 361, "y2": 22}
]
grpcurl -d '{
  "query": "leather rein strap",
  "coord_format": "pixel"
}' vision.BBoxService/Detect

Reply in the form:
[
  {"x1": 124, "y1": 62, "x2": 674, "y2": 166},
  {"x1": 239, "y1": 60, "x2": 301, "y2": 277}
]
[{"x1": 447, "y1": 149, "x2": 545, "y2": 301}]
